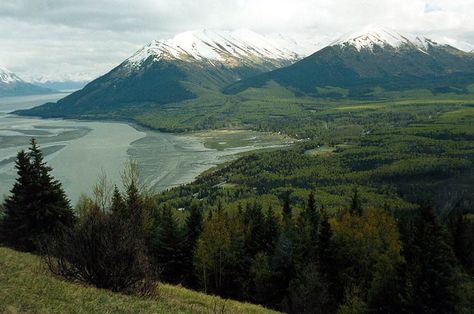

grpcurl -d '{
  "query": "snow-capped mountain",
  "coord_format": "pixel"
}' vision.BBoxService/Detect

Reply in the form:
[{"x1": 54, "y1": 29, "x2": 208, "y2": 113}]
[
  {"x1": 225, "y1": 26, "x2": 474, "y2": 97},
  {"x1": 0, "y1": 66, "x2": 55, "y2": 97},
  {"x1": 20, "y1": 29, "x2": 309, "y2": 117},
  {"x1": 330, "y1": 26, "x2": 440, "y2": 53},
  {"x1": 0, "y1": 66, "x2": 23, "y2": 84},
  {"x1": 125, "y1": 29, "x2": 304, "y2": 67}
]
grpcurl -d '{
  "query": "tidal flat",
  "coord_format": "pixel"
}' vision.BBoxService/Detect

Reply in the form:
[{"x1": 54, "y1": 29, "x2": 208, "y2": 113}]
[{"x1": 0, "y1": 95, "x2": 290, "y2": 204}]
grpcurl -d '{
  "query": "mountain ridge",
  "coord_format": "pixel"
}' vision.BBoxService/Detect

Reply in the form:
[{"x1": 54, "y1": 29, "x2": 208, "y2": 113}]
[
  {"x1": 17, "y1": 26, "x2": 474, "y2": 119},
  {"x1": 0, "y1": 66, "x2": 56, "y2": 97},
  {"x1": 17, "y1": 29, "x2": 307, "y2": 117},
  {"x1": 224, "y1": 27, "x2": 474, "y2": 97}
]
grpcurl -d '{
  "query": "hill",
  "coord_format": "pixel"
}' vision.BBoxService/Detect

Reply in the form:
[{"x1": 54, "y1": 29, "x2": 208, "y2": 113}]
[{"x1": 0, "y1": 247, "x2": 278, "y2": 314}]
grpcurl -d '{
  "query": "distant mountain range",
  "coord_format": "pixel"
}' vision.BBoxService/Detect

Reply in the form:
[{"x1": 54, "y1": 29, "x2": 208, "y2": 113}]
[
  {"x1": 18, "y1": 26, "x2": 474, "y2": 118},
  {"x1": 225, "y1": 26, "x2": 474, "y2": 97},
  {"x1": 0, "y1": 66, "x2": 56, "y2": 97}
]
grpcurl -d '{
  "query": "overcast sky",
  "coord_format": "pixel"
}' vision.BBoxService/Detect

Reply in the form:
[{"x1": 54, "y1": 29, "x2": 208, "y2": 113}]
[{"x1": 1, "y1": 0, "x2": 473, "y2": 82}]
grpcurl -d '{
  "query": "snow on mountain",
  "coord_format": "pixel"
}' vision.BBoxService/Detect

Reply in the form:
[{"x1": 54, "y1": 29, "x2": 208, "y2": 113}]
[
  {"x1": 433, "y1": 38, "x2": 474, "y2": 53},
  {"x1": 331, "y1": 25, "x2": 440, "y2": 53},
  {"x1": 126, "y1": 29, "x2": 307, "y2": 67},
  {"x1": 0, "y1": 66, "x2": 23, "y2": 84}
]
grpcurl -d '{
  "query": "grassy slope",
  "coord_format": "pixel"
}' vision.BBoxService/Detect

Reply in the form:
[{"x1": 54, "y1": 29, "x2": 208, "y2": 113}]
[{"x1": 0, "y1": 247, "x2": 278, "y2": 314}]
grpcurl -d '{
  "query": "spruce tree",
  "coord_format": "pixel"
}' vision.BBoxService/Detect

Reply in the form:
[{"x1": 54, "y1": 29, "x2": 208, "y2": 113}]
[
  {"x1": 1, "y1": 139, "x2": 75, "y2": 251},
  {"x1": 318, "y1": 205, "x2": 340, "y2": 311},
  {"x1": 183, "y1": 200, "x2": 203, "y2": 286},
  {"x1": 153, "y1": 205, "x2": 185, "y2": 283},
  {"x1": 407, "y1": 203, "x2": 459, "y2": 313},
  {"x1": 263, "y1": 205, "x2": 279, "y2": 254},
  {"x1": 1, "y1": 150, "x2": 33, "y2": 248},
  {"x1": 282, "y1": 194, "x2": 292, "y2": 230},
  {"x1": 125, "y1": 179, "x2": 141, "y2": 224},
  {"x1": 244, "y1": 202, "x2": 266, "y2": 257},
  {"x1": 350, "y1": 187, "x2": 362, "y2": 216},
  {"x1": 300, "y1": 191, "x2": 320, "y2": 260},
  {"x1": 110, "y1": 185, "x2": 126, "y2": 215}
]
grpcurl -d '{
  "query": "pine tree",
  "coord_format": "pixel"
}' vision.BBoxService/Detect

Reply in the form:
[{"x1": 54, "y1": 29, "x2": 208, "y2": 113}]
[{"x1": 1, "y1": 139, "x2": 75, "y2": 251}]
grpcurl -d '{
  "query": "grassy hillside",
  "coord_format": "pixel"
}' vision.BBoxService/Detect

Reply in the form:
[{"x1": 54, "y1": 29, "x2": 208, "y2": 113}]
[{"x1": 0, "y1": 247, "x2": 278, "y2": 314}]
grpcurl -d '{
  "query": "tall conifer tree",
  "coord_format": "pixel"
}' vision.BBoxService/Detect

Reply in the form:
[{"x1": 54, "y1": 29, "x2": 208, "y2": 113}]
[{"x1": 1, "y1": 139, "x2": 75, "y2": 251}]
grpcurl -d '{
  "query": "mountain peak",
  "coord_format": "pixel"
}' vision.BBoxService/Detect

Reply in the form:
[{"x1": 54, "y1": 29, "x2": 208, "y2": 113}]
[
  {"x1": 331, "y1": 25, "x2": 438, "y2": 52},
  {"x1": 0, "y1": 66, "x2": 23, "y2": 84},
  {"x1": 125, "y1": 29, "x2": 304, "y2": 66}
]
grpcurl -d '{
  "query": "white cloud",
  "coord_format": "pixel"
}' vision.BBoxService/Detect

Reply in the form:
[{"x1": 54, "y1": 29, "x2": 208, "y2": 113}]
[{"x1": 0, "y1": 0, "x2": 473, "y2": 82}]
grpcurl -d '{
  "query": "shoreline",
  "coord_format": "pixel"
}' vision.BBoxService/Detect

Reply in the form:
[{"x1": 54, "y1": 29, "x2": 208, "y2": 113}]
[{"x1": 1, "y1": 113, "x2": 292, "y2": 203}]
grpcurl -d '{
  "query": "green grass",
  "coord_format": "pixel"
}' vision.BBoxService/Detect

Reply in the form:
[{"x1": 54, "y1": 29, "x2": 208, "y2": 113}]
[{"x1": 0, "y1": 247, "x2": 278, "y2": 314}]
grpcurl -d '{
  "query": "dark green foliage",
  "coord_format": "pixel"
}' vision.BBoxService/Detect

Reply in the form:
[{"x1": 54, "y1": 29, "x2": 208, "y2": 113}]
[
  {"x1": 318, "y1": 205, "x2": 340, "y2": 311},
  {"x1": 402, "y1": 203, "x2": 460, "y2": 314},
  {"x1": 111, "y1": 185, "x2": 126, "y2": 214},
  {"x1": 45, "y1": 207, "x2": 153, "y2": 295},
  {"x1": 1, "y1": 139, "x2": 75, "y2": 252},
  {"x1": 287, "y1": 263, "x2": 329, "y2": 314},
  {"x1": 152, "y1": 205, "x2": 185, "y2": 283},
  {"x1": 262, "y1": 205, "x2": 279, "y2": 254},
  {"x1": 445, "y1": 207, "x2": 474, "y2": 274},
  {"x1": 225, "y1": 44, "x2": 474, "y2": 97},
  {"x1": 183, "y1": 200, "x2": 203, "y2": 286},
  {"x1": 350, "y1": 188, "x2": 363, "y2": 216},
  {"x1": 298, "y1": 191, "x2": 320, "y2": 259},
  {"x1": 19, "y1": 60, "x2": 196, "y2": 117},
  {"x1": 243, "y1": 202, "x2": 266, "y2": 257},
  {"x1": 17, "y1": 52, "x2": 292, "y2": 120},
  {"x1": 282, "y1": 195, "x2": 292, "y2": 230}
]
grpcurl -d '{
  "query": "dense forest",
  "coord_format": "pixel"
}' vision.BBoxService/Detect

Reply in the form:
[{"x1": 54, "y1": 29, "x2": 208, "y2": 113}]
[{"x1": 1, "y1": 139, "x2": 473, "y2": 313}]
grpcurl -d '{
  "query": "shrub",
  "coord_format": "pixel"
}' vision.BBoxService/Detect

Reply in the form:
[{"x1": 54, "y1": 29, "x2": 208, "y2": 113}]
[{"x1": 44, "y1": 208, "x2": 154, "y2": 295}]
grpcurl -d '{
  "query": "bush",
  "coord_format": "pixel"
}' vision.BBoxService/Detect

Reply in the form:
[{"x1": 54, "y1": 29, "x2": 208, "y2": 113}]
[{"x1": 44, "y1": 208, "x2": 154, "y2": 295}]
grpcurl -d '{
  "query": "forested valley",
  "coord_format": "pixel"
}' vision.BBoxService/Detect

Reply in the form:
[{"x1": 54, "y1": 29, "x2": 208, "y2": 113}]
[{"x1": 1, "y1": 138, "x2": 472, "y2": 313}]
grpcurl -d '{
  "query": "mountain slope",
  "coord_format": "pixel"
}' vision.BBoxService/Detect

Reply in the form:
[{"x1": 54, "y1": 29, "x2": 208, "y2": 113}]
[
  {"x1": 224, "y1": 26, "x2": 474, "y2": 98},
  {"x1": 0, "y1": 66, "x2": 55, "y2": 97},
  {"x1": 19, "y1": 29, "x2": 305, "y2": 117},
  {"x1": 0, "y1": 247, "x2": 277, "y2": 313}
]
